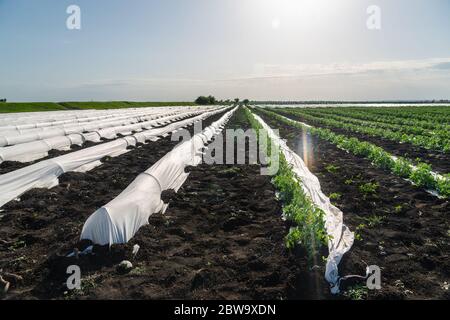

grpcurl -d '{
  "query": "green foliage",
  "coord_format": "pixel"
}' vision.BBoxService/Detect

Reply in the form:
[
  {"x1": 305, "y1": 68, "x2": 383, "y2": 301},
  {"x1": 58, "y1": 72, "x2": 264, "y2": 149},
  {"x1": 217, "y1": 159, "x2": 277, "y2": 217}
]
[
  {"x1": 257, "y1": 107, "x2": 449, "y2": 199},
  {"x1": 359, "y1": 182, "x2": 380, "y2": 197},
  {"x1": 300, "y1": 106, "x2": 450, "y2": 130},
  {"x1": 394, "y1": 205, "x2": 403, "y2": 214},
  {"x1": 273, "y1": 156, "x2": 328, "y2": 260},
  {"x1": 364, "y1": 215, "x2": 384, "y2": 228},
  {"x1": 195, "y1": 95, "x2": 216, "y2": 105},
  {"x1": 344, "y1": 285, "x2": 368, "y2": 300},
  {"x1": 242, "y1": 107, "x2": 272, "y2": 158},
  {"x1": 436, "y1": 174, "x2": 450, "y2": 198},
  {"x1": 0, "y1": 102, "x2": 67, "y2": 113},
  {"x1": 244, "y1": 107, "x2": 328, "y2": 261},
  {"x1": 354, "y1": 224, "x2": 365, "y2": 241},
  {"x1": 344, "y1": 179, "x2": 354, "y2": 185},
  {"x1": 285, "y1": 227, "x2": 302, "y2": 249},
  {"x1": 392, "y1": 157, "x2": 413, "y2": 178},
  {"x1": 366, "y1": 146, "x2": 395, "y2": 170},
  {"x1": 410, "y1": 163, "x2": 436, "y2": 190},
  {"x1": 281, "y1": 107, "x2": 450, "y2": 152},
  {"x1": 63, "y1": 274, "x2": 103, "y2": 299},
  {"x1": 325, "y1": 164, "x2": 339, "y2": 173},
  {"x1": 329, "y1": 193, "x2": 342, "y2": 201}
]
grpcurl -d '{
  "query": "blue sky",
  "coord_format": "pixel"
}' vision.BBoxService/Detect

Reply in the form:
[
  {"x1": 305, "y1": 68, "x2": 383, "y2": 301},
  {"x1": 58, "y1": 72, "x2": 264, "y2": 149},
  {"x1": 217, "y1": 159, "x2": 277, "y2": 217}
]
[{"x1": 1, "y1": 0, "x2": 449, "y2": 101}]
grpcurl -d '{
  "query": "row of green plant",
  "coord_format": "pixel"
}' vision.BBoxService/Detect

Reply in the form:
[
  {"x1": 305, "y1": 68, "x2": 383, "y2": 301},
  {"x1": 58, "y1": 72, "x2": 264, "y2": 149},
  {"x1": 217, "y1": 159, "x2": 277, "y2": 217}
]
[
  {"x1": 243, "y1": 107, "x2": 328, "y2": 261},
  {"x1": 304, "y1": 106, "x2": 450, "y2": 125},
  {"x1": 277, "y1": 108, "x2": 450, "y2": 153},
  {"x1": 257, "y1": 108, "x2": 450, "y2": 199},
  {"x1": 300, "y1": 109, "x2": 447, "y2": 138},
  {"x1": 318, "y1": 107, "x2": 448, "y2": 130},
  {"x1": 355, "y1": 106, "x2": 450, "y2": 123},
  {"x1": 300, "y1": 108, "x2": 450, "y2": 133}
]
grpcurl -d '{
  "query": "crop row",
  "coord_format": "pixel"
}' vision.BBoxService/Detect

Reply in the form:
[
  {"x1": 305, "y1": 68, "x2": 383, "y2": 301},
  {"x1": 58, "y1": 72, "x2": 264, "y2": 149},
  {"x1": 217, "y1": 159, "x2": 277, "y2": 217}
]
[
  {"x1": 353, "y1": 106, "x2": 450, "y2": 123},
  {"x1": 244, "y1": 107, "x2": 328, "y2": 260},
  {"x1": 295, "y1": 109, "x2": 449, "y2": 141},
  {"x1": 299, "y1": 107, "x2": 449, "y2": 132},
  {"x1": 276, "y1": 108, "x2": 450, "y2": 153},
  {"x1": 258, "y1": 108, "x2": 450, "y2": 199}
]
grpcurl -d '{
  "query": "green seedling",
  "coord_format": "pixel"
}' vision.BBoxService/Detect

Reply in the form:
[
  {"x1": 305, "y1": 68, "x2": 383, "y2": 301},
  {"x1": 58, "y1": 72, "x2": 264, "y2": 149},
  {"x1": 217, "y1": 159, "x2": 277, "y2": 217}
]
[
  {"x1": 394, "y1": 205, "x2": 403, "y2": 214},
  {"x1": 344, "y1": 285, "x2": 368, "y2": 300},
  {"x1": 365, "y1": 215, "x2": 384, "y2": 228},
  {"x1": 325, "y1": 164, "x2": 339, "y2": 174},
  {"x1": 329, "y1": 193, "x2": 342, "y2": 201},
  {"x1": 359, "y1": 182, "x2": 379, "y2": 198}
]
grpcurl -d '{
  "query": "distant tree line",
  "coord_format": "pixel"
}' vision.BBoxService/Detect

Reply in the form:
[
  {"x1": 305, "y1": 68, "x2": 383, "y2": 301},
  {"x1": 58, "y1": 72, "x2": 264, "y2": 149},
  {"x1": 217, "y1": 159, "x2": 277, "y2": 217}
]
[
  {"x1": 0, "y1": 99, "x2": 6, "y2": 102},
  {"x1": 195, "y1": 96, "x2": 250, "y2": 106},
  {"x1": 195, "y1": 96, "x2": 217, "y2": 105}
]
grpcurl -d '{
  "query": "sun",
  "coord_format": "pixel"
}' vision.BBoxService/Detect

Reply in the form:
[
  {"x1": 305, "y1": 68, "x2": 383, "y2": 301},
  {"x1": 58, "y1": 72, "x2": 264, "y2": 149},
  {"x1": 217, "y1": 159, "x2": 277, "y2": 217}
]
[
  {"x1": 271, "y1": 18, "x2": 281, "y2": 29},
  {"x1": 261, "y1": 0, "x2": 335, "y2": 29}
]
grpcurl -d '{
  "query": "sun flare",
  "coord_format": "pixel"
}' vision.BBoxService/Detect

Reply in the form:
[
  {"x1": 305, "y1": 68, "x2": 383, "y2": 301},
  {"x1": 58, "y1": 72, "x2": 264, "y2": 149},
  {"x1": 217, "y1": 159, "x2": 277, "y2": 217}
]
[
  {"x1": 262, "y1": 0, "x2": 334, "y2": 28},
  {"x1": 271, "y1": 18, "x2": 281, "y2": 29}
]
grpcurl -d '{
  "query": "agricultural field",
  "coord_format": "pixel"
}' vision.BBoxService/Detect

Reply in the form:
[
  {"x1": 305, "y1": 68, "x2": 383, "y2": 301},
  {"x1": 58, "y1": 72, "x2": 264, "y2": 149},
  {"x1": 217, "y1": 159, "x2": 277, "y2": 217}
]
[
  {"x1": 254, "y1": 104, "x2": 450, "y2": 299},
  {"x1": 0, "y1": 104, "x2": 449, "y2": 301}
]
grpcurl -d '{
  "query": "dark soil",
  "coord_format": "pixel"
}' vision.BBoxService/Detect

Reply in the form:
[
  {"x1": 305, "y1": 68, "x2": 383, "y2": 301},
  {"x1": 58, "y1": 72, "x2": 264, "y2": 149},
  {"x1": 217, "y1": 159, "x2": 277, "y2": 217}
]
[
  {"x1": 0, "y1": 108, "x2": 328, "y2": 300},
  {"x1": 0, "y1": 110, "x2": 227, "y2": 299},
  {"x1": 255, "y1": 109, "x2": 449, "y2": 300},
  {"x1": 276, "y1": 110, "x2": 450, "y2": 174}
]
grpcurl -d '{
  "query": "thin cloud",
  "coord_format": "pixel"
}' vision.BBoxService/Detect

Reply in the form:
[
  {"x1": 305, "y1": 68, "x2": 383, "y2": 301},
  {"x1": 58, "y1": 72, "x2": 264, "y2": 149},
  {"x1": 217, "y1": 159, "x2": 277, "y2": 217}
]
[
  {"x1": 69, "y1": 78, "x2": 209, "y2": 89},
  {"x1": 242, "y1": 58, "x2": 450, "y2": 80},
  {"x1": 60, "y1": 58, "x2": 450, "y2": 89},
  {"x1": 433, "y1": 62, "x2": 450, "y2": 70}
]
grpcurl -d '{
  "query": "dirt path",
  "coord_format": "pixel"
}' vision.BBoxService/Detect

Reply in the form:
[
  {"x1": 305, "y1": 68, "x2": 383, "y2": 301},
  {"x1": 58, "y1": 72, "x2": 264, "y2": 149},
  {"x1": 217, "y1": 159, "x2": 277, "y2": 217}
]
[{"x1": 255, "y1": 109, "x2": 449, "y2": 300}]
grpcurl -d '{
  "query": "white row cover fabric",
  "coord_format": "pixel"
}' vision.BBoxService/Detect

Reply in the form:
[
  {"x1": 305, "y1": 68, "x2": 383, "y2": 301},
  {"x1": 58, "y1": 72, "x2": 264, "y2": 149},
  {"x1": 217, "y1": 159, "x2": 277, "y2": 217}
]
[
  {"x1": 0, "y1": 113, "x2": 167, "y2": 146},
  {"x1": 0, "y1": 106, "x2": 195, "y2": 127},
  {"x1": 0, "y1": 107, "x2": 211, "y2": 140},
  {"x1": 0, "y1": 108, "x2": 172, "y2": 144},
  {"x1": 0, "y1": 107, "x2": 228, "y2": 208},
  {"x1": 251, "y1": 111, "x2": 354, "y2": 294},
  {"x1": 0, "y1": 109, "x2": 216, "y2": 163},
  {"x1": 80, "y1": 107, "x2": 238, "y2": 246},
  {"x1": 0, "y1": 109, "x2": 123, "y2": 126},
  {"x1": 0, "y1": 108, "x2": 151, "y2": 128}
]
